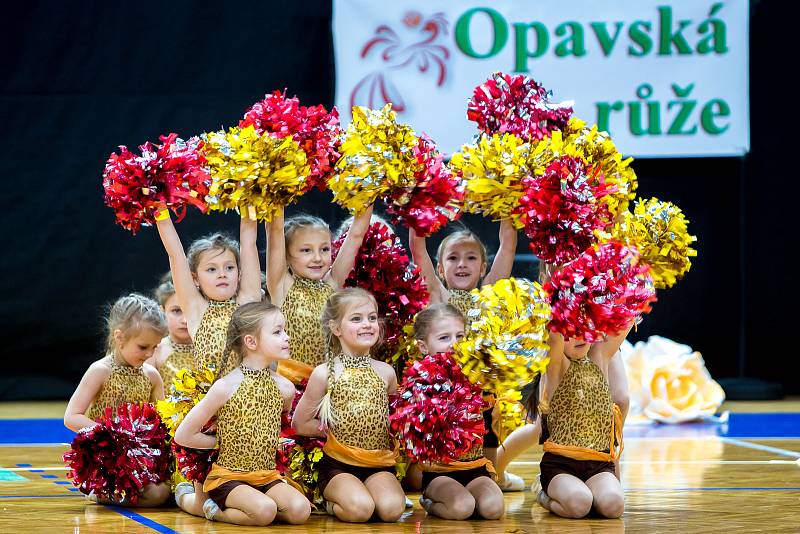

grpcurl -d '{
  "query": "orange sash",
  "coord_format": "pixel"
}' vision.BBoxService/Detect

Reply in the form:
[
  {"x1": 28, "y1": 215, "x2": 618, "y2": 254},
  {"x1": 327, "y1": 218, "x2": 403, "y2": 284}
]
[
  {"x1": 423, "y1": 457, "x2": 497, "y2": 480},
  {"x1": 276, "y1": 359, "x2": 314, "y2": 385},
  {"x1": 543, "y1": 404, "x2": 624, "y2": 462},
  {"x1": 322, "y1": 431, "x2": 398, "y2": 468},
  {"x1": 203, "y1": 464, "x2": 302, "y2": 493}
]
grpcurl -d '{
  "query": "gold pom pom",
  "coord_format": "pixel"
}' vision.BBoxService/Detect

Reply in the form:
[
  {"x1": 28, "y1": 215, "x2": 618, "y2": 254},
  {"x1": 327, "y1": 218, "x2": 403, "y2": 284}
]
[
  {"x1": 155, "y1": 366, "x2": 215, "y2": 436},
  {"x1": 454, "y1": 278, "x2": 551, "y2": 393},
  {"x1": 450, "y1": 133, "x2": 532, "y2": 226},
  {"x1": 607, "y1": 197, "x2": 698, "y2": 289},
  {"x1": 330, "y1": 104, "x2": 418, "y2": 214},
  {"x1": 203, "y1": 125, "x2": 310, "y2": 221}
]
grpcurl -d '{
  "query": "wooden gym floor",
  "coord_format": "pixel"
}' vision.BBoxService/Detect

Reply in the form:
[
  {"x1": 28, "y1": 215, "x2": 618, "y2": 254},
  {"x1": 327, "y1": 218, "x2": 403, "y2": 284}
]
[{"x1": 0, "y1": 400, "x2": 798, "y2": 533}]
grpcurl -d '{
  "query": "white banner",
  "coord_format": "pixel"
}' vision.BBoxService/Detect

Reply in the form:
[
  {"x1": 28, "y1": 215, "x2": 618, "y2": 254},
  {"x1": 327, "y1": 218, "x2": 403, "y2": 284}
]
[{"x1": 333, "y1": 0, "x2": 749, "y2": 158}]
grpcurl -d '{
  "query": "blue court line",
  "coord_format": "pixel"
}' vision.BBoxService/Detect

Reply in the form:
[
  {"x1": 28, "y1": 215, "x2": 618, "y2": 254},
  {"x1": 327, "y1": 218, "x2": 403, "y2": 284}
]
[
  {"x1": 627, "y1": 487, "x2": 800, "y2": 491},
  {"x1": 15, "y1": 464, "x2": 31, "y2": 467},
  {"x1": 0, "y1": 494, "x2": 83, "y2": 499},
  {"x1": 53, "y1": 481, "x2": 72, "y2": 485},
  {"x1": 40, "y1": 474, "x2": 58, "y2": 479},
  {"x1": 105, "y1": 506, "x2": 179, "y2": 534}
]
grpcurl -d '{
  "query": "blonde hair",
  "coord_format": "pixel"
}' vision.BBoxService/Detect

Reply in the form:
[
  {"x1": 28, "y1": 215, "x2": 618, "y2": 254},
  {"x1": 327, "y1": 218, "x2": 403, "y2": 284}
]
[
  {"x1": 436, "y1": 228, "x2": 488, "y2": 269},
  {"x1": 186, "y1": 233, "x2": 240, "y2": 274},
  {"x1": 318, "y1": 288, "x2": 382, "y2": 428},
  {"x1": 284, "y1": 214, "x2": 330, "y2": 250},
  {"x1": 106, "y1": 293, "x2": 168, "y2": 352},
  {"x1": 153, "y1": 272, "x2": 176, "y2": 307},
  {"x1": 224, "y1": 301, "x2": 281, "y2": 367},
  {"x1": 412, "y1": 303, "x2": 466, "y2": 342},
  {"x1": 333, "y1": 214, "x2": 394, "y2": 241}
]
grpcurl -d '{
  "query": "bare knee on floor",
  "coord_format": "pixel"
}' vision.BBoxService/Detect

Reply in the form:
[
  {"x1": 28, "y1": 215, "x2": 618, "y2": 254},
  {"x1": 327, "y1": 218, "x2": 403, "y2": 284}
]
[
  {"x1": 446, "y1": 494, "x2": 477, "y2": 520},
  {"x1": 560, "y1": 487, "x2": 593, "y2": 518},
  {"x1": 476, "y1": 494, "x2": 504, "y2": 520},
  {"x1": 336, "y1": 493, "x2": 375, "y2": 523},
  {"x1": 250, "y1": 499, "x2": 278, "y2": 526},
  {"x1": 374, "y1": 493, "x2": 405, "y2": 522},
  {"x1": 594, "y1": 492, "x2": 625, "y2": 518},
  {"x1": 138, "y1": 483, "x2": 170, "y2": 507},
  {"x1": 281, "y1": 497, "x2": 312, "y2": 524}
]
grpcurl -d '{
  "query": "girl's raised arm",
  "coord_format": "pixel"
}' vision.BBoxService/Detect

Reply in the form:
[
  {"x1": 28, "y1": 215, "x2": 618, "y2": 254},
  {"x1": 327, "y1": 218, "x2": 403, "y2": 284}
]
[
  {"x1": 483, "y1": 219, "x2": 518, "y2": 286},
  {"x1": 156, "y1": 216, "x2": 205, "y2": 332},
  {"x1": 409, "y1": 227, "x2": 447, "y2": 303},
  {"x1": 329, "y1": 205, "x2": 374, "y2": 287},
  {"x1": 237, "y1": 216, "x2": 262, "y2": 305},
  {"x1": 64, "y1": 364, "x2": 110, "y2": 432},
  {"x1": 266, "y1": 207, "x2": 290, "y2": 306},
  {"x1": 174, "y1": 379, "x2": 232, "y2": 449},
  {"x1": 292, "y1": 365, "x2": 328, "y2": 438}
]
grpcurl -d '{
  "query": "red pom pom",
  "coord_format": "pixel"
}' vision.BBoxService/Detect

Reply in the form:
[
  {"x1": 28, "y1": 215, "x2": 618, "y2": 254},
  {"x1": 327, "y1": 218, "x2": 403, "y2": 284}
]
[
  {"x1": 544, "y1": 242, "x2": 657, "y2": 342},
  {"x1": 383, "y1": 135, "x2": 464, "y2": 236},
  {"x1": 467, "y1": 72, "x2": 572, "y2": 142},
  {"x1": 63, "y1": 403, "x2": 170, "y2": 503},
  {"x1": 171, "y1": 443, "x2": 219, "y2": 483},
  {"x1": 240, "y1": 90, "x2": 342, "y2": 192},
  {"x1": 102, "y1": 134, "x2": 209, "y2": 234},
  {"x1": 390, "y1": 352, "x2": 486, "y2": 463},
  {"x1": 517, "y1": 155, "x2": 615, "y2": 264},
  {"x1": 333, "y1": 223, "x2": 429, "y2": 362}
]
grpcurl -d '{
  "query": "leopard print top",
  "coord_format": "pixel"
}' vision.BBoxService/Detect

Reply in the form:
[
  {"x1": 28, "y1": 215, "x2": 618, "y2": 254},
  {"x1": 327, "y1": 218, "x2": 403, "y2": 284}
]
[
  {"x1": 194, "y1": 299, "x2": 238, "y2": 380},
  {"x1": 448, "y1": 288, "x2": 477, "y2": 328},
  {"x1": 158, "y1": 339, "x2": 194, "y2": 390},
  {"x1": 281, "y1": 276, "x2": 332, "y2": 367},
  {"x1": 546, "y1": 356, "x2": 612, "y2": 451},
  {"x1": 330, "y1": 354, "x2": 392, "y2": 451},
  {"x1": 86, "y1": 356, "x2": 152, "y2": 421},
  {"x1": 216, "y1": 366, "x2": 283, "y2": 472}
]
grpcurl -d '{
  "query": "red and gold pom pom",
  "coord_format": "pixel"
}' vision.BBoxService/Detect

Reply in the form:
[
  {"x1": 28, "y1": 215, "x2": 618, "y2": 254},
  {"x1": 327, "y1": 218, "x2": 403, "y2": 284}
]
[
  {"x1": 102, "y1": 134, "x2": 209, "y2": 234},
  {"x1": 63, "y1": 403, "x2": 170, "y2": 504},
  {"x1": 390, "y1": 352, "x2": 486, "y2": 463},
  {"x1": 172, "y1": 443, "x2": 219, "y2": 483},
  {"x1": 544, "y1": 241, "x2": 657, "y2": 342},
  {"x1": 517, "y1": 155, "x2": 615, "y2": 264},
  {"x1": 288, "y1": 436, "x2": 326, "y2": 505},
  {"x1": 383, "y1": 135, "x2": 465, "y2": 236},
  {"x1": 333, "y1": 222, "x2": 430, "y2": 363},
  {"x1": 240, "y1": 90, "x2": 342, "y2": 192},
  {"x1": 467, "y1": 72, "x2": 573, "y2": 142}
]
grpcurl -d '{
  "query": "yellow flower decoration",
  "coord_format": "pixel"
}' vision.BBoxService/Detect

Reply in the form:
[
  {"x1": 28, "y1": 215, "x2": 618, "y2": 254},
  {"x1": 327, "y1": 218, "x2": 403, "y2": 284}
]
[
  {"x1": 450, "y1": 133, "x2": 531, "y2": 226},
  {"x1": 203, "y1": 125, "x2": 310, "y2": 222},
  {"x1": 623, "y1": 336, "x2": 724, "y2": 423},
  {"x1": 455, "y1": 278, "x2": 551, "y2": 393},
  {"x1": 155, "y1": 366, "x2": 215, "y2": 436},
  {"x1": 531, "y1": 118, "x2": 637, "y2": 218},
  {"x1": 330, "y1": 104, "x2": 419, "y2": 214},
  {"x1": 606, "y1": 197, "x2": 697, "y2": 289}
]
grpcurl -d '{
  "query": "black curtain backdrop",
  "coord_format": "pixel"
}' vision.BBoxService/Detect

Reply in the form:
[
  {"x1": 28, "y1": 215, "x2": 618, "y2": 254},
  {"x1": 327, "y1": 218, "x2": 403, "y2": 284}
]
[{"x1": 0, "y1": 1, "x2": 793, "y2": 399}]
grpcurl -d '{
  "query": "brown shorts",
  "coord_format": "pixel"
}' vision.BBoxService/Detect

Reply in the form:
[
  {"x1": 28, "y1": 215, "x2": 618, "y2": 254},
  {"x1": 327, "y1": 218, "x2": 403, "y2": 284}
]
[
  {"x1": 421, "y1": 465, "x2": 494, "y2": 492},
  {"x1": 316, "y1": 454, "x2": 395, "y2": 494},
  {"x1": 539, "y1": 452, "x2": 615, "y2": 494},
  {"x1": 208, "y1": 479, "x2": 284, "y2": 509}
]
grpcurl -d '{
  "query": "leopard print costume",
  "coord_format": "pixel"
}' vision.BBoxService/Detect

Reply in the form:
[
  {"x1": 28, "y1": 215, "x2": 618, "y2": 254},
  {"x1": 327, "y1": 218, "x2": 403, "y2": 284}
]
[
  {"x1": 546, "y1": 356, "x2": 613, "y2": 451},
  {"x1": 158, "y1": 338, "x2": 194, "y2": 390},
  {"x1": 215, "y1": 366, "x2": 283, "y2": 472},
  {"x1": 86, "y1": 356, "x2": 152, "y2": 421},
  {"x1": 194, "y1": 299, "x2": 238, "y2": 380},
  {"x1": 281, "y1": 276, "x2": 332, "y2": 367},
  {"x1": 448, "y1": 288, "x2": 477, "y2": 329},
  {"x1": 330, "y1": 354, "x2": 392, "y2": 451}
]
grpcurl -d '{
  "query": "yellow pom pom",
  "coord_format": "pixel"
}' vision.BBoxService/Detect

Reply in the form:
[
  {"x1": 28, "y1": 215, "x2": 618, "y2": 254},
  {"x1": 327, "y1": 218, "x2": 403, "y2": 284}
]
[
  {"x1": 607, "y1": 197, "x2": 698, "y2": 289},
  {"x1": 203, "y1": 125, "x2": 310, "y2": 222},
  {"x1": 391, "y1": 323, "x2": 421, "y2": 365},
  {"x1": 454, "y1": 278, "x2": 551, "y2": 393},
  {"x1": 492, "y1": 390, "x2": 525, "y2": 443},
  {"x1": 330, "y1": 104, "x2": 418, "y2": 214},
  {"x1": 450, "y1": 133, "x2": 531, "y2": 226},
  {"x1": 155, "y1": 366, "x2": 215, "y2": 436}
]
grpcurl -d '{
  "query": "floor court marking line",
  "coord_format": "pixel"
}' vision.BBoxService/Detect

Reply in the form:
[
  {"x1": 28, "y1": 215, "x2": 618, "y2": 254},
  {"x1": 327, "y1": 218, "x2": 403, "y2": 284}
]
[
  {"x1": 0, "y1": 443, "x2": 69, "y2": 447},
  {"x1": 509, "y1": 460, "x2": 799, "y2": 466},
  {"x1": 0, "y1": 494, "x2": 83, "y2": 499},
  {"x1": 1, "y1": 467, "x2": 67, "y2": 471},
  {"x1": 105, "y1": 505, "x2": 180, "y2": 534},
  {"x1": 720, "y1": 437, "x2": 800, "y2": 458}
]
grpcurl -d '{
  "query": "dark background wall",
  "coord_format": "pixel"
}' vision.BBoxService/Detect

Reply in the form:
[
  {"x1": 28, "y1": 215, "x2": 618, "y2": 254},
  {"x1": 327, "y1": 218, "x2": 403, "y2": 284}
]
[{"x1": 0, "y1": 1, "x2": 792, "y2": 399}]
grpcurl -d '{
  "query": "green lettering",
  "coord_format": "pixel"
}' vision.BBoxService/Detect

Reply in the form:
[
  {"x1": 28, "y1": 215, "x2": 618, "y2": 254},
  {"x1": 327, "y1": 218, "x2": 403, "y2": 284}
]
[
  {"x1": 514, "y1": 22, "x2": 549, "y2": 72},
  {"x1": 590, "y1": 21, "x2": 624, "y2": 56},
  {"x1": 455, "y1": 8, "x2": 508, "y2": 59},
  {"x1": 658, "y1": 6, "x2": 693, "y2": 55},
  {"x1": 555, "y1": 22, "x2": 586, "y2": 57},
  {"x1": 628, "y1": 21, "x2": 653, "y2": 56},
  {"x1": 700, "y1": 99, "x2": 730, "y2": 134}
]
